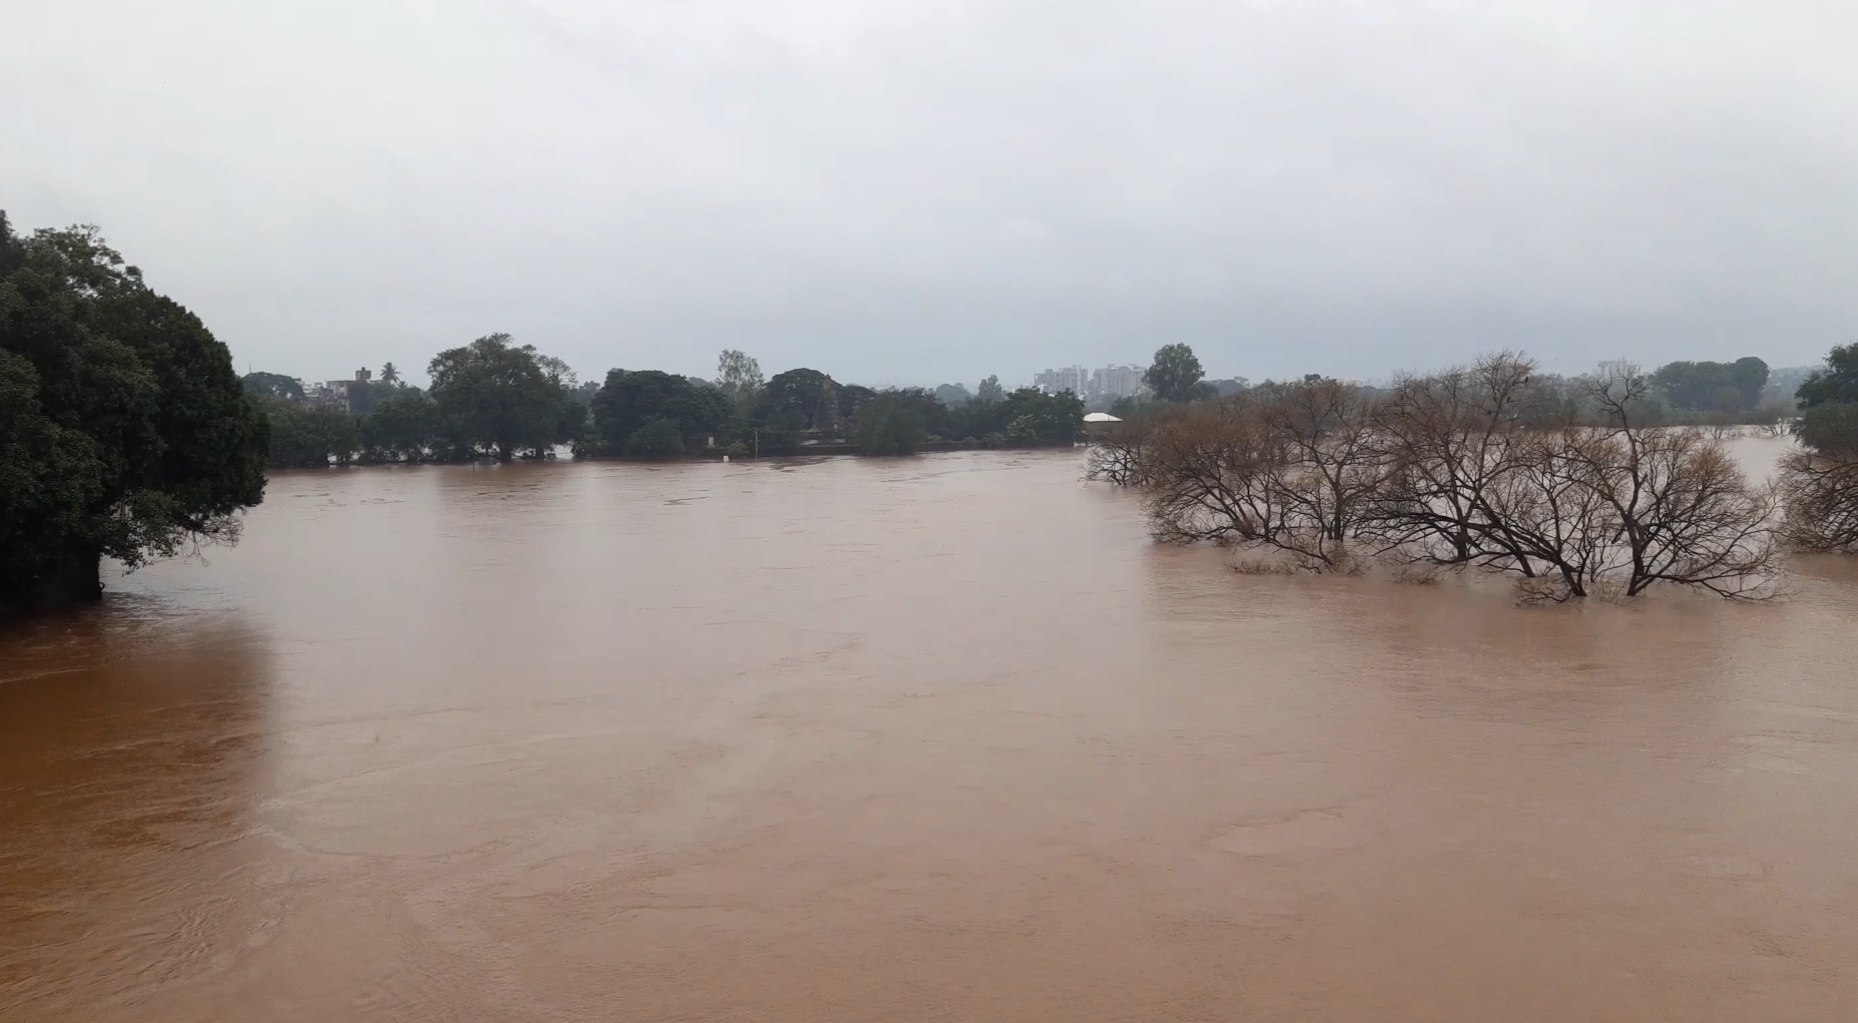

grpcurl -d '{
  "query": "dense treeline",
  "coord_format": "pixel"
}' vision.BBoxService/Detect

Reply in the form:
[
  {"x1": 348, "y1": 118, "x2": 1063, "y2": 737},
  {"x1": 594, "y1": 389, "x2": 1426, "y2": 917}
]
[
  {"x1": 250, "y1": 347, "x2": 1086, "y2": 467},
  {"x1": 1778, "y1": 343, "x2": 1858, "y2": 553},
  {"x1": 1, "y1": 215, "x2": 267, "y2": 616},
  {"x1": 1088, "y1": 346, "x2": 1858, "y2": 600}
]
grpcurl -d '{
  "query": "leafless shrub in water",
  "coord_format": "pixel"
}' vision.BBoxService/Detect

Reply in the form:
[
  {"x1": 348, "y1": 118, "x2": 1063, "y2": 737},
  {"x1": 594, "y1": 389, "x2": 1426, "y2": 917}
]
[
  {"x1": 1083, "y1": 419, "x2": 1157, "y2": 486},
  {"x1": 1144, "y1": 383, "x2": 1383, "y2": 571},
  {"x1": 1579, "y1": 367, "x2": 1780, "y2": 599},
  {"x1": 1777, "y1": 452, "x2": 1858, "y2": 553}
]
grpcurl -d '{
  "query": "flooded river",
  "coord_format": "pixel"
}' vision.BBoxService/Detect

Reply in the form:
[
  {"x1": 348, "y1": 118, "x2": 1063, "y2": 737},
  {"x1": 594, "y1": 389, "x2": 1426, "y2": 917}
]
[{"x1": 4, "y1": 445, "x2": 1858, "y2": 1020}]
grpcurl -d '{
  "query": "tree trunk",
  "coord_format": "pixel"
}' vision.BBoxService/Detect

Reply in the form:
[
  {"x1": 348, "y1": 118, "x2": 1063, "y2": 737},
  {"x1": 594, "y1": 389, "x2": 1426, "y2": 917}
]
[{"x1": 0, "y1": 550, "x2": 103, "y2": 623}]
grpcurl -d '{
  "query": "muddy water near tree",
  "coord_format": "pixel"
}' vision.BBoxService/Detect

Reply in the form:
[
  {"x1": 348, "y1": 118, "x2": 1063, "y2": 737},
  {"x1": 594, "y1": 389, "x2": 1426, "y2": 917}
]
[{"x1": 4, "y1": 445, "x2": 1857, "y2": 1020}]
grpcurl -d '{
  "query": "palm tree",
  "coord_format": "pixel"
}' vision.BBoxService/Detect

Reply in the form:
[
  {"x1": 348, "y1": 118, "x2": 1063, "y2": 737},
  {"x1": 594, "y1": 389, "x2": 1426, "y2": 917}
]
[{"x1": 380, "y1": 362, "x2": 400, "y2": 385}]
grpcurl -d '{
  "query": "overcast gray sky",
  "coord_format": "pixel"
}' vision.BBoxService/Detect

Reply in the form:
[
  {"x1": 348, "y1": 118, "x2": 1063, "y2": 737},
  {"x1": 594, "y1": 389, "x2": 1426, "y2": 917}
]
[{"x1": 5, "y1": 0, "x2": 1854, "y2": 387}]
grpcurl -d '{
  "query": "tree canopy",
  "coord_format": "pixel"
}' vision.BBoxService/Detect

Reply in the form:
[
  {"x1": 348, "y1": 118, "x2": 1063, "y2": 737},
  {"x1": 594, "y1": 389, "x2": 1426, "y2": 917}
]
[
  {"x1": 1796, "y1": 343, "x2": 1858, "y2": 410},
  {"x1": 1649, "y1": 357, "x2": 1769, "y2": 413},
  {"x1": 0, "y1": 213, "x2": 268, "y2": 616},
  {"x1": 623, "y1": 418, "x2": 687, "y2": 458},
  {"x1": 591, "y1": 369, "x2": 731, "y2": 455},
  {"x1": 1144, "y1": 344, "x2": 1205, "y2": 403},
  {"x1": 242, "y1": 371, "x2": 304, "y2": 402},
  {"x1": 757, "y1": 368, "x2": 841, "y2": 432},
  {"x1": 715, "y1": 349, "x2": 763, "y2": 406},
  {"x1": 427, "y1": 333, "x2": 576, "y2": 462},
  {"x1": 947, "y1": 386, "x2": 1082, "y2": 443},
  {"x1": 855, "y1": 392, "x2": 929, "y2": 455}
]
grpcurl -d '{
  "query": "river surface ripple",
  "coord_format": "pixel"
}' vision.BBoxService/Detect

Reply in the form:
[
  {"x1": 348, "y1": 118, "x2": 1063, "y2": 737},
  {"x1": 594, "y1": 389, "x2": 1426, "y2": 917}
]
[{"x1": 4, "y1": 444, "x2": 1857, "y2": 1020}]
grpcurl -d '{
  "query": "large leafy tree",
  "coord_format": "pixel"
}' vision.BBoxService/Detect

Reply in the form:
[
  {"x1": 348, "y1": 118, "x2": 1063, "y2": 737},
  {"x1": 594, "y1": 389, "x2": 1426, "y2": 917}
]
[
  {"x1": 241, "y1": 371, "x2": 304, "y2": 401},
  {"x1": 591, "y1": 369, "x2": 730, "y2": 455},
  {"x1": 837, "y1": 383, "x2": 878, "y2": 422},
  {"x1": 0, "y1": 213, "x2": 268, "y2": 616},
  {"x1": 1796, "y1": 343, "x2": 1858, "y2": 410},
  {"x1": 265, "y1": 402, "x2": 362, "y2": 468},
  {"x1": 1144, "y1": 343, "x2": 1205, "y2": 403},
  {"x1": 427, "y1": 333, "x2": 575, "y2": 462},
  {"x1": 948, "y1": 386, "x2": 1082, "y2": 442},
  {"x1": 756, "y1": 368, "x2": 840, "y2": 431},
  {"x1": 359, "y1": 389, "x2": 437, "y2": 462},
  {"x1": 1650, "y1": 357, "x2": 1769, "y2": 412},
  {"x1": 1002, "y1": 387, "x2": 1084, "y2": 442},
  {"x1": 854, "y1": 393, "x2": 929, "y2": 455},
  {"x1": 1792, "y1": 343, "x2": 1858, "y2": 457},
  {"x1": 715, "y1": 349, "x2": 764, "y2": 407}
]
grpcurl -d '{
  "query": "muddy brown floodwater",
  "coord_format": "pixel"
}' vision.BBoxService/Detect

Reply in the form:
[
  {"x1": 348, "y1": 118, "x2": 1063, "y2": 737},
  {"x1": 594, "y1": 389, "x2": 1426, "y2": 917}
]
[{"x1": 4, "y1": 444, "x2": 1858, "y2": 1021}]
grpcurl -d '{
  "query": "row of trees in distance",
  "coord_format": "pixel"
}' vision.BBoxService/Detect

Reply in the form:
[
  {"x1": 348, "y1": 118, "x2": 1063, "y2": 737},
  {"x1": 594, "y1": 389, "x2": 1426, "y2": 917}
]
[
  {"x1": 250, "y1": 342, "x2": 1087, "y2": 467},
  {"x1": 1116, "y1": 343, "x2": 1800, "y2": 426}
]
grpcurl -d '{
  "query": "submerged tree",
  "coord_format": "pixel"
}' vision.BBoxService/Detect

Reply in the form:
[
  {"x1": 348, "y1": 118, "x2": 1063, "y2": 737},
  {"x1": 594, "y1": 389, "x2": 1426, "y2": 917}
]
[
  {"x1": 1128, "y1": 354, "x2": 1780, "y2": 599},
  {"x1": 0, "y1": 213, "x2": 268, "y2": 617},
  {"x1": 265, "y1": 402, "x2": 362, "y2": 468},
  {"x1": 427, "y1": 334, "x2": 576, "y2": 462},
  {"x1": 1778, "y1": 343, "x2": 1858, "y2": 553},
  {"x1": 854, "y1": 391, "x2": 933, "y2": 455},
  {"x1": 590, "y1": 369, "x2": 731, "y2": 456}
]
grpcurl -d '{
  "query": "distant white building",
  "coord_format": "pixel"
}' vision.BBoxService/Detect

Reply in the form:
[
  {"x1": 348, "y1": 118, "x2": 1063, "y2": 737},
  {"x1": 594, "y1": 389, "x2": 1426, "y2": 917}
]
[
  {"x1": 1034, "y1": 365, "x2": 1090, "y2": 395},
  {"x1": 1089, "y1": 365, "x2": 1146, "y2": 399}
]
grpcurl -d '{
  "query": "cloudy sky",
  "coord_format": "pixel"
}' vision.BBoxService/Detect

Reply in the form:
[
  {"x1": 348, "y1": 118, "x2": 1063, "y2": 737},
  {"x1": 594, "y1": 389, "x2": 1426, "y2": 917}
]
[{"x1": 4, "y1": 0, "x2": 1854, "y2": 387}]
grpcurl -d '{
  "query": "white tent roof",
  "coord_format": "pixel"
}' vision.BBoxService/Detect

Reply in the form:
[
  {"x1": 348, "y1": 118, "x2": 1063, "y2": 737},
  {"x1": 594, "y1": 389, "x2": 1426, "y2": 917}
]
[{"x1": 1082, "y1": 412, "x2": 1122, "y2": 423}]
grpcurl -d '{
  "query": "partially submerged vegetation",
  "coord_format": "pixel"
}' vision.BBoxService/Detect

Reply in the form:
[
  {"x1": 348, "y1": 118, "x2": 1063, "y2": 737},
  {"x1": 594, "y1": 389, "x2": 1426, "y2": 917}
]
[
  {"x1": 1091, "y1": 347, "x2": 1858, "y2": 601},
  {"x1": 1, "y1": 215, "x2": 267, "y2": 616},
  {"x1": 1778, "y1": 343, "x2": 1858, "y2": 554}
]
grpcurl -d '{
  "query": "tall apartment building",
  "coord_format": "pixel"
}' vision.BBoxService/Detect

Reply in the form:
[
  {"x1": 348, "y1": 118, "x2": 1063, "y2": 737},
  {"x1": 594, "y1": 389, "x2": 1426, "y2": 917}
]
[
  {"x1": 1033, "y1": 365, "x2": 1090, "y2": 395},
  {"x1": 1089, "y1": 365, "x2": 1146, "y2": 399}
]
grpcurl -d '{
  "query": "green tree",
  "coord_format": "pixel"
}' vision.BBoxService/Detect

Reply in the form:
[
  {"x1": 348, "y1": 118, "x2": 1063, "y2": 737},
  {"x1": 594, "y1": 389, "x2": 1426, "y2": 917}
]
[
  {"x1": 1001, "y1": 387, "x2": 1085, "y2": 442},
  {"x1": 1650, "y1": 357, "x2": 1769, "y2": 413},
  {"x1": 242, "y1": 371, "x2": 304, "y2": 401},
  {"x1": 345, "y1": 377, "x2": 394, "y2": 416},
  {"x1": 625, "y1": 418, "x2": 686, "y2": 458},
  {"x1": 837, "y1": 383, "x2": 878, "y2": 422},
  {"x1": 1144, "y1": 344, "x2": 1205, "y2": 403},
  {"x1": 359, "y1": 388, "x2": 437, "y2": 462},
  {"x1": 1729, "y1": 357, "x2": 1770, "y2": 410},
  {"x1": 757, "y1": 368, "x2": 840, "y2": 431},
  {"x1": 976, "y1": 375, "x2": 1004, "y2": 403},
  {"x1": 1796, "y1": 343, "x2": 1858, "y2": 409},
  {"x1": 716, "y1": 349, "x2": 764, "y2": 406},
  {"x1": 1795, "y1": 404, "x2": 1858, "y2": 458},
  {"x1": 934, "y1": 382, "x2": 972, "y2": 406},
  {"x1": 379, "y1": 361, "x2": 400, "y2": 385},
  {"x1": 427, "y1": 333, "x2": 574, "y2": 462},
  {"x1": 854, "y1": 393, "x2": 928, "y2": 455},
  {"x1": 0, "y1": 214, "x2": 267, "y2": 617},
  {"x1": 265, "y1": 401, "x2": 362, "y2": 467},
  {"x1": 591, "y1": 369, "x2": 730, "y2": 455}
]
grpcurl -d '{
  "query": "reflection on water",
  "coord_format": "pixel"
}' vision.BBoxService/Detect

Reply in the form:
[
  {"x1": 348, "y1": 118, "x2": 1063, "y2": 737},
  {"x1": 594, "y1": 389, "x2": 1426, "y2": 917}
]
[{"x1": 4, "y1": 446, "x2": 1858, "y2": 1021}]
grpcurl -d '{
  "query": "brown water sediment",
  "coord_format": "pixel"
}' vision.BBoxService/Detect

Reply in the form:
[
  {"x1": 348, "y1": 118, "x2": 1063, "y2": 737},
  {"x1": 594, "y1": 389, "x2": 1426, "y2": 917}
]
[{"x1": 4, "y1": 444, "x2": 1857, "y2": 1020}]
